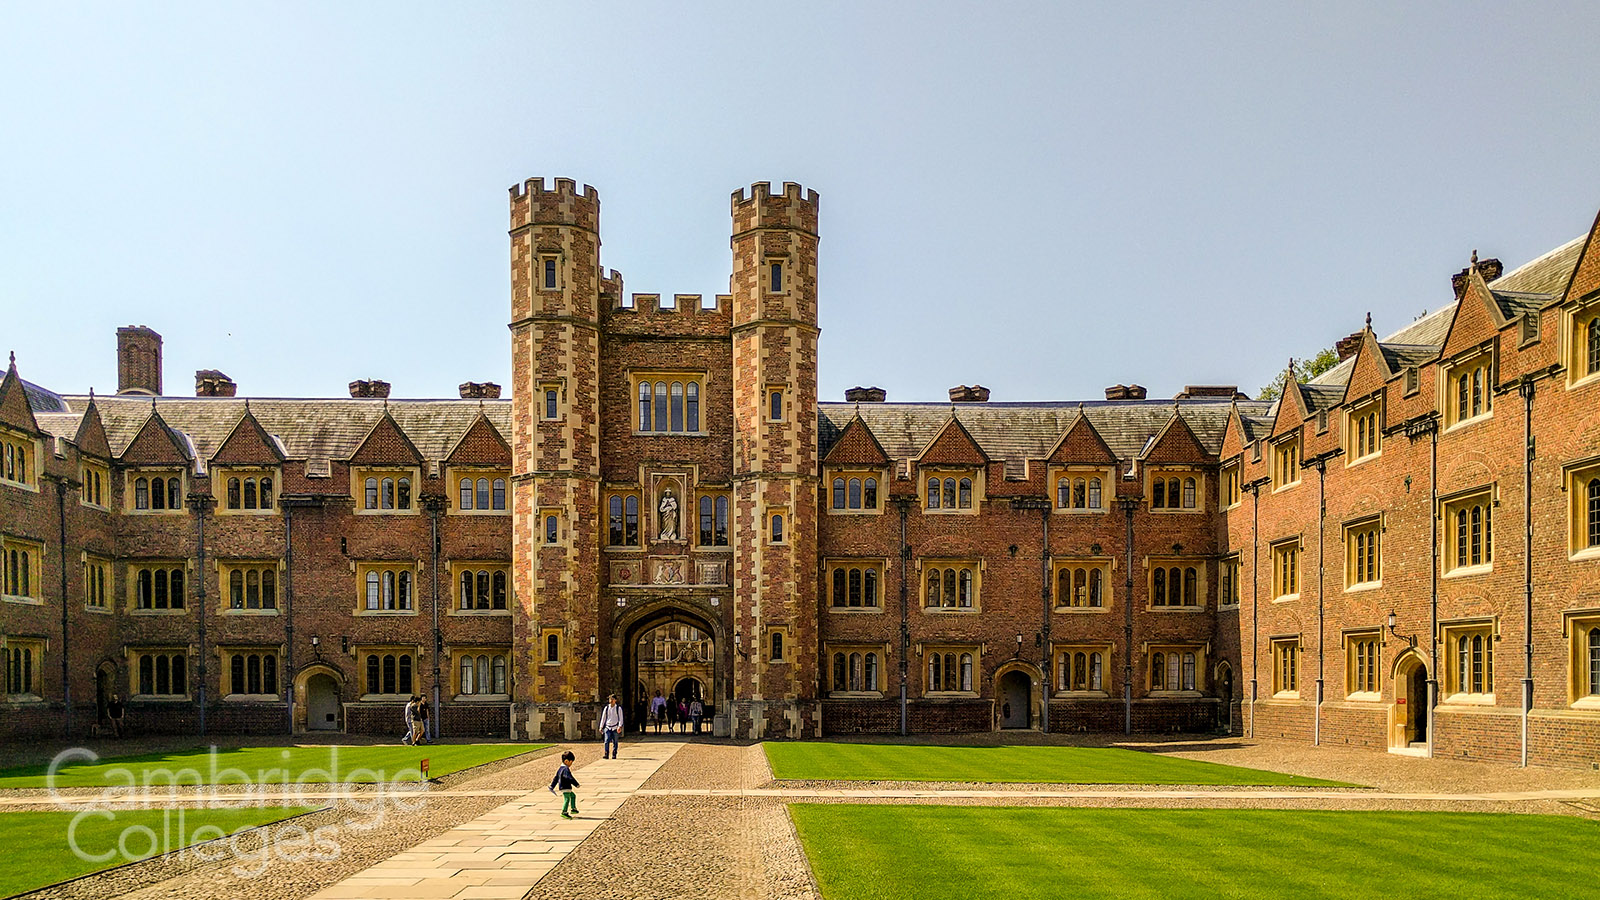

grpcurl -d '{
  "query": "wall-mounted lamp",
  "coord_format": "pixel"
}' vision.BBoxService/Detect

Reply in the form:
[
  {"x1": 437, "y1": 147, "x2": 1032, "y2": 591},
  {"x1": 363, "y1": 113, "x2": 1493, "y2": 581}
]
[
  {"x1": 340, "y1": 635, "x2": 350, "y2": 654},
  {"x1": 582, "y1": 634, "x2": 597, "y2": 661},
  {"x1": 734, "y1": 633, "x2": 748, "y2": 660},
  {"x1": 311, "y1": 635, "x2": 321, "y2": 660},
  {"x1": 1387, "y1": 611, "x2": 1416, "y2": 647}
]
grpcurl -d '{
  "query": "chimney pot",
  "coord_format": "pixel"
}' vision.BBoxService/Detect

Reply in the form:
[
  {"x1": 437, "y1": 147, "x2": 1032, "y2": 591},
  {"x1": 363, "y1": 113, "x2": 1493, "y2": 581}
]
[
  {"x1": 194, "y1": 369, "x2": 237, "y2": 397},
  {"x1": 349, "y1": 379, "x2": 391, "y2": 399},
  {"x1": 948, "y1": 385, "x2": 991, "y2": 403}
]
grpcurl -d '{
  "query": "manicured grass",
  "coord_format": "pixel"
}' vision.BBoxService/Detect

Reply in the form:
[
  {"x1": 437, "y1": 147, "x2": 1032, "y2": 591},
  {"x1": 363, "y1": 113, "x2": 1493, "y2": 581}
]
[
  {"x1": 0, "y1": 744, "x2": 543, "y2": 789},
  {"x1": 764, "y1": 743, "x2": 1347, "y2": 786},
  {"x1": 791, "y1": 806, "x2": 1600, "y2": 900},
  {"x1": 0, "y1": 807, "x2": 311, "y2": 897}
]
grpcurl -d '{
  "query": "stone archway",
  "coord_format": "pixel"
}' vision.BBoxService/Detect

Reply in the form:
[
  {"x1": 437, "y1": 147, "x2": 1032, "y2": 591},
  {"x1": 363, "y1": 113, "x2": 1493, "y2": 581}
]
[
  {"x1": 295, "y1": 664, "x2": 344, "y2": 733},
  {"x1": 613, "y1": 601, "x2": 726, "y2": 736},
  {"x1": 993, "y1": 662, "x2": 1043, "y2": 730},
  {"x1": 1390, "y1": 650, "x2": 1429, "y2": 751}
]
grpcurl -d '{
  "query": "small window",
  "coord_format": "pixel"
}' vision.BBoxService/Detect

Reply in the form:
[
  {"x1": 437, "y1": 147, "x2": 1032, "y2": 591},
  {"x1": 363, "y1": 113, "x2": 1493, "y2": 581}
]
[
  {"x1": 1273, "y1": 439, "x2": 1301, "y2": 490},
  {"x1": 545, "y1": 515, "x2": 559, "y2": 544},
  {"x1": 769, "y1": 261, "x2": 783, "y2": 293},
  {"x1": 770, "y1": 632, "x2": 785, "y2": 662},
  {"x1": 769, "y1": 390, "x2": 784, "y2": 422},
  {"x1": 545, "y1": 633, "x2": 560, "y2": 664},
  {"x1": 1273, "y1": 541, "x2": 1300, "y2": 598},
  {"x1": 770, "y1": 512, "x2": 784, "y2": 544},
  {"x1": 543, "y1": 257, "x2": 558, "y2": 290},
  {"x1": 544, "y1": 389, "x2": 559, "y2": 420},
  {"x1": 1273, "y1": 639, "x2": 1300, "y2": 696}
]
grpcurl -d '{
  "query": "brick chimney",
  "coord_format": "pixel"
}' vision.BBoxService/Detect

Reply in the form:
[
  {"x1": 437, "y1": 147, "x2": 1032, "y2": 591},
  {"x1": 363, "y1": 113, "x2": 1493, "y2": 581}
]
[
  {"x1": 948, "y1": 385, "x2": 991, "y2": 403},
  {"x1": 458, "y1": 381, "x2": 502, "y2": 399},
  {"x1": 116, "y1": 325, "x2": 163, "y2": 396},
  {"x1": 195, "y1": 369, "x2": 237, "y2": 397},
  {"x1": 845, "y1": 386, "x2": 886, "y2": 403},
  {"x1": 1104, "y1": 384, "x2": 1148, "y2": 400},
  {"x1": 349, "y1": 379, "x2": 391, "y2": 399},
  {"x1": 1174, "y1": 385, "x2": 1245, "y2": 400},
  {"x1": 1334, "y1": 331, "x2": 1365, "y2": 361},
  {"x1": 1452, "y1": 255, "x2": 1504, "y2": 299}
]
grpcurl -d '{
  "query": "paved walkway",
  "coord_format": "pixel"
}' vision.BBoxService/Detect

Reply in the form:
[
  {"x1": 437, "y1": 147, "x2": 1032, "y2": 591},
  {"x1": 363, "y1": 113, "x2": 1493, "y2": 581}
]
[
  {"x1": 306, "y1": 742, "x2": 684, "y2": 900},
  {"x1": 637, "y1": 786, "x2": 1600, "y2": 802}
]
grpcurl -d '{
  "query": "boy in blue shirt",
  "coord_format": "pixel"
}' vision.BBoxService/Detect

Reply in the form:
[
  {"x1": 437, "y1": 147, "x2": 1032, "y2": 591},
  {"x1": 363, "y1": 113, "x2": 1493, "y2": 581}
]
[{"x1": 548, "y1": 750, "x2": 580, "y2": 818}]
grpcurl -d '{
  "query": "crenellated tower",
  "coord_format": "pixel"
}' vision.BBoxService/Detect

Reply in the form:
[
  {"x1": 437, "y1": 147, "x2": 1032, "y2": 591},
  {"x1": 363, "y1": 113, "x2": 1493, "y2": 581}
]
[
  {"x1": 728, "y1": 182, "x2": 822, "y2": 738},
  {"x1": 508, "y1": 178, "x2": 604, "y2": 737}
]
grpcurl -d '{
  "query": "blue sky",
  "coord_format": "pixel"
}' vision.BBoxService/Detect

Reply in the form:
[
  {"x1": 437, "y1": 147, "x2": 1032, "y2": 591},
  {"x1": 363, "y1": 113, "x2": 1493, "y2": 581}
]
[{"x1": 3, "y1": 2, "x2": 1598, "y2": 403}]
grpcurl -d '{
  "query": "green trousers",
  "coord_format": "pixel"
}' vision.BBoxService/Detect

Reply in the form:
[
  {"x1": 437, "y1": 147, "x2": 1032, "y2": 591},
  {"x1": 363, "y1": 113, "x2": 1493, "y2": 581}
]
[{"x1": 561, "y1": 790, "x2": 578, "y2": 815}]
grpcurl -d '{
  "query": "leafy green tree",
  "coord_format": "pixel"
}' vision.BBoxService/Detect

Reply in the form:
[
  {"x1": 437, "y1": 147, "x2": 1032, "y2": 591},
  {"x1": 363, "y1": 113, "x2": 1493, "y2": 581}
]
[{"x1": 1257, "y1": 347, "x2": 1339, "y2": 401}]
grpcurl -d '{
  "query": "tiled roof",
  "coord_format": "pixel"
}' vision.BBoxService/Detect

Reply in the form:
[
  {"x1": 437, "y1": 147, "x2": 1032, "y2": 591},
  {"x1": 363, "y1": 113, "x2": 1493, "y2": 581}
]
[
  {"x1": 819, "y1": 399, "x2": 1271, "y2": 469},
  {"x1": 1489, "y1": 235, "x2": 1585, "y2": 295},
  {"x1": 1490, "y1": 290, "x2": 1552, "y2": 320},
  {"x1": 37, "y1": 396, "x2": 515, "y2": 463},
  {"x1": 1300, "y1": 383, "x2": 1345, "y2": 415},
  {"x1": 23, "y1": 380, "x2": 68, "y2": 414},
  {"x1": 1379, "y1": 343, "x2": 1438, "y2": 371}
]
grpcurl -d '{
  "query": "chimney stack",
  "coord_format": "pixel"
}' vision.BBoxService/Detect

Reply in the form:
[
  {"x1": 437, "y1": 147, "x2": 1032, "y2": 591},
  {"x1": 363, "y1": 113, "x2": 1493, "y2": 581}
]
[
  {"x1": 1335, "y1": 331, "x2": 1364, "y2": 361},
  {"x1": 458, "y1": 382, "x2": 502, "y2": 399},
  {"x1": 844, "y1": 386, "x2": 886, "y2": 403},
  {"x1": 116, "y1": 326, "x2": 163, "y2": 396},
  {"x1": 1104, "y1": 384, "x2": 1148, "y2": 401},
  {"x1": 1174, "y1": 385, "x2": 1245, "y2": 400},
  {"x1": 1452, "y1": 255, "x2": 1504, "y2": 299},
  {"x1": 195, "y1": 369, "x2": 237, "y2": 397},
  {"x1": 349, "y1": 379, "x2": 391, "y2": 399},
  {"x1": 948, "y1": 385, "x2": 991, "y2": 403}
]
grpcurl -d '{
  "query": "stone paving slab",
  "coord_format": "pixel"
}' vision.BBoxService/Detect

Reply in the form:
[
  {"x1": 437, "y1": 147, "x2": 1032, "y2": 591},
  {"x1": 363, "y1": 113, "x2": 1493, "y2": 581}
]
[
  {"x1": 305, "y1": 743, "x2": 682, "y2": 900},
  {"x1": 634, "y1": 786, "x2": 1600, "y2": 802}
]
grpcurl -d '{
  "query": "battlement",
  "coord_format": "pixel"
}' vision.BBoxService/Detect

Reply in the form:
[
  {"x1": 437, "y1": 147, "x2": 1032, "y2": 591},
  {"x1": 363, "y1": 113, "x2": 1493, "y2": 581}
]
[
  {"x1": 509, "y1": 176, "x2": 600, "y2": 231},
  {"x1": 604, "y1": 292, "x2": 733, "y2": 336},
  {"x1": 731, "y1": 181, "x2": 819, "y2": 234}
]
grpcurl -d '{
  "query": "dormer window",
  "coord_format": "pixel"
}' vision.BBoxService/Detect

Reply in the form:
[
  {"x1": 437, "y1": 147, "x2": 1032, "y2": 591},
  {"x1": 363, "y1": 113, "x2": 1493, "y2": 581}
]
[
  {"x1": 219, "y1": 468, "x2": 276, "y2": 513},
  {"x1": 1272, "y1": 438, "x2": 1301, "y2": 491},
  {"x1": 925, "y1": 471, "x2": 977, "y2": 511},
  {"x1": 830, "y1": 473, "x2": 880, "y2": 512},
  {"x1": 1446, "y1": 353, "x2": 1493, "y2": 428},
  {"x1": 1150, "y1": 469, "x2": 1200, "y2": 511},
  {"x1": 1346, "y1": 397, "x2": 1382, "y2": 464},
  {"x1": 355, "y1": 468, "x2": 414, "y2": 512},
  {"x1": 1055, "y1": 472, "x2": 1106, "y2": 511},
  {"x1": 130, "y1": 470, "x2": 185, "y2": 513}
]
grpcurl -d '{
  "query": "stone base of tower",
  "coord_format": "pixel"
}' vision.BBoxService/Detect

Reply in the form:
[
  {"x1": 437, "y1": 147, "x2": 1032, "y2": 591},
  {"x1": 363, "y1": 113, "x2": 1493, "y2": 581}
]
[
  {"x1": 518, "y1": 701, "x2": 605, "y2": 742},
  {"x1": 731, "y1": 699, "x2": 822, "y2": 740}
]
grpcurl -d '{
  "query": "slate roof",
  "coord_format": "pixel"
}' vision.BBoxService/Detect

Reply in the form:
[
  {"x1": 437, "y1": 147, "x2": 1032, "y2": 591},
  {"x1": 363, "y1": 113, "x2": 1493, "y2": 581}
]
[
  {"x1": 818, "y1": 399, "x2": 1272, "y2": 471},
  {"x1": 35, "y1": 396, "x2": 514, "y2": 464},
  {"x1": 1490, "y1": 235, "x2": 1585, "y2": 295},
  {"x1": 22, "y1": 379, "x2": 67, "y2": 414},
  {"x1": 1300, "y1": 383, "x2": 1346, "y2": 414}
]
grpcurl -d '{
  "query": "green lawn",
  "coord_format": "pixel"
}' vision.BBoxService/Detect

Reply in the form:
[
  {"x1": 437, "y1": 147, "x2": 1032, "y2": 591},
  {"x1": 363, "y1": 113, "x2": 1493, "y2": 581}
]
[
  {"x1": 764, "y1": 743, "x2": 1347, "y2": 786},
  {"x1": 791, "y1": 806, "x2": 1600, "y2": 900},
  {"x1": 0, "y1": 807, "x2": 311, "y2": 897},
  {"x1": 0, "y1": 744, "x2": 543, "y2": 789}
]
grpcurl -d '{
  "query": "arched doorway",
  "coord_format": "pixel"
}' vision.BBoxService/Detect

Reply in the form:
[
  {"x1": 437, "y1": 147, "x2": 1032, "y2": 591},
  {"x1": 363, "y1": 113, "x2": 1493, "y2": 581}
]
[
  {"x1": 620, "y1": 604, "x2": 722, "y2": 736},
  {"x1": 998, "y1": 670, "x2": 1033, "y2": 729},
  {"x1": 1216, "y1": 662, "x2": 1234, "y2": 732},
  {"x1": 297, "y1": 667, "x2": 343, "y2": 733},
  {"x1": 1391, "y1": 651, "x2": 1429, "y2": 750}
]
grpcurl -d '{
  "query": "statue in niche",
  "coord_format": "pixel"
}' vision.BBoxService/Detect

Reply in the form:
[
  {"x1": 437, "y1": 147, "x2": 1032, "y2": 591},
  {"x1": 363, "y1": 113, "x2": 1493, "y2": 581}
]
[{"x1": 658, "y1": 488, "x2": 680, "y2": 541}]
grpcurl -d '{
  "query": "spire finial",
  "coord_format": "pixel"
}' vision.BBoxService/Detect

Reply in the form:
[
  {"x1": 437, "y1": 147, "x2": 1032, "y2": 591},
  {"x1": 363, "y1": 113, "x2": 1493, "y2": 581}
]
[
  {"x1": 1365, "y1": 311, "x2": 1372, "y2": 329},
  {"x1": 88, "y1": 387, "x2": 95, "y2": 401},
  {"x1": 244, "y1": 398, "x2": 251, "y2": 413},
  {"x1": 7, "y1": 351, "x2": 13, "y2": 367},
  {"x1": 1471, "y1": 249, "x2": 1479, "y2": 265}
]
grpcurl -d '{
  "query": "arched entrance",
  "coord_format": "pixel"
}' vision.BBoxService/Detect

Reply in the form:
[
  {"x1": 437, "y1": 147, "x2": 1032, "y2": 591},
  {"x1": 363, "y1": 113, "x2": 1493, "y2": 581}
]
[
  {"x1": 1391, "y1": 651, "x2": 1429, "y2": 751},
  {"x1": 618, "y1": 602, "x2": 724, "y2": 736},
  {"x1": 997, "y1": 668, "x2": 1034, "y2": 729},
  {"x1": 296, "y1": 665, "x2": 344, "y2": 733}
]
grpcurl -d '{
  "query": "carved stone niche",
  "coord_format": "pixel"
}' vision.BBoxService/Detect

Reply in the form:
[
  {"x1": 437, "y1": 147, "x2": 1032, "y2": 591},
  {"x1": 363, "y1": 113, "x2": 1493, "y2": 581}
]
[
  {"x1": 648, "y1": 557, "x2": 690, "y2": 586},
  {"x1": 609, "y1": 561, "x2": 641, "y2": 586},
  {"x1": 649, "y1": 473, "x2": 688, "y2": 545}
]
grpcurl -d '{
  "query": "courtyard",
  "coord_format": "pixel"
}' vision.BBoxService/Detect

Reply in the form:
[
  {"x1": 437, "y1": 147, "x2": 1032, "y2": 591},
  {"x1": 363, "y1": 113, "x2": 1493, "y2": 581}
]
[{"x1": 3, "y1": 734, "x2": 1598, "y2": 899}]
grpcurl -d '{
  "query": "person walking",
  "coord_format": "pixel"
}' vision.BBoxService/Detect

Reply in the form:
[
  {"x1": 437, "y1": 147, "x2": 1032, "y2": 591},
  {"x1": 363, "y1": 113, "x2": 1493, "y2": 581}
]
[
  {"x1": 401, "y1": 695, "x2": 420, "y2": 745},
  {"x1": 599, "y1": 693, "x2": 625, "y2": 759},
  {"x1": 549, "y1": 751, "x2": 580, "y2": 819},
  {"x1": 649, "y1": 689, "x2": 666, "y2": 734},
  {"x1": 677, "y1": 698, "x2": 689, "y2": 734},
  {"x1": 417, "y1": 697, "x2": 433, "y2": 744},
  {"x1": 689, "y1": 697, "x2": 703, "y2": 735}
]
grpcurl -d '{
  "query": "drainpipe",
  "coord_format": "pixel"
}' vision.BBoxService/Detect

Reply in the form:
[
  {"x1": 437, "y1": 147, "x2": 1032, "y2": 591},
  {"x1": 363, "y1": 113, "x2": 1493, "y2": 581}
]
[
  {"x1": 1314, "y1": 457, "x2": 1327, "y2": 747},
  {"x1": 895, "y1": 497, "x2": 910, "y2": 736},
  {"x1": 1039, "y1": 503, "x2": 1050, "y2": 733},
  {"x1": 1428, "y1": 419, "x2": 1438, "y2": 757},
  {"x1": 53, "y1": 475, "x2": 78, "y2": 737},
  {"x1": 1246, "y1": 478, "x2": 1264, "y2": 738},
  {"x1": 190, "y1": 493, "x2": 216, "y2": 736},
  {"x1": 283, "y1": 502, "x2": 295, "y2": 734},
  {"x1": 1119, "y1": 494, "x2": 1138, "y2": 735},
  {"x1": 1521, "y1": 379, "x2": 1535, "y2": 768},
  {"x1": 426, "y1": 496, "x2": 445, "y2": 742}
]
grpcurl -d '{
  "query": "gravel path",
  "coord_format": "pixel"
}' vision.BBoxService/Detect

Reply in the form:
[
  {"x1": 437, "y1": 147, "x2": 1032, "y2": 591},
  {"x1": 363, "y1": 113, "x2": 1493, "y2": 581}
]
[{"x1": 16, "y1": 743, "x2": 582, "y2": 900}]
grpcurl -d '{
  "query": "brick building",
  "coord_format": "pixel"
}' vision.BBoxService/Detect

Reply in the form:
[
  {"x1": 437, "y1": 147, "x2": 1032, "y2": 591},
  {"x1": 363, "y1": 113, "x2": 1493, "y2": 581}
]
[{"x1": 2, "y1": 178, "x2": 1597, "y2": 766}]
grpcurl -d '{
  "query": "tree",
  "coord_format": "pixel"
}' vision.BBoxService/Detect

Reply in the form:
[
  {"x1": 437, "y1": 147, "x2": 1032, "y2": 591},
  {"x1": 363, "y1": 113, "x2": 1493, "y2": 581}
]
[{"x1": 1257, "y1": 347, "x2": 1339, "y2": 401}]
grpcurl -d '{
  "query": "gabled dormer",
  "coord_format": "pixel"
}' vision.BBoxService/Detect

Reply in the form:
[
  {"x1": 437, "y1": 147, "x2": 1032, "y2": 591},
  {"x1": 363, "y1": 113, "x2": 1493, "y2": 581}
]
[
  {"x1": 446, "y1": 414, "x2": 512, "y2": 515},
  {"x1": 824, "y1": 415, "x2": 890, "y2": 514},
  {"x1": 1439, "y1": 264, "x2": 1501, "y2": 432},
  {"x1": 74, "y1": 396, "x2": 112, "y2": 508},
  {"x1": 1143, "y1": 408, "x2": 1210, "y2": 512},
  {"x1": 1340, "y1": 326, "x2": 1391, "y2": 467},
  {"x1": 1045, "y1": 411, "x2": 1115, "y2": 513},
  {"x1": 0, "y1": 355, "x2": 41, "y2": 493},
  {"x1": 121, "y1": 406, "x2": 194, "y2": 513},
  {"x1": 1561, "y1": 208, "x2": 1600, "y2": 390},
  {"x1": 349, "y1": 411, "x2": 424, "y2": 514},
  {"x1": 1268, "y1": 366, "x2": 1308, "y2": 492},
  {"x1": 917, "y1": 413, "x2": 988, "y2": 513},
  {"x1": 212, "y1": 407, "x2": 286, "y2": 514}
]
